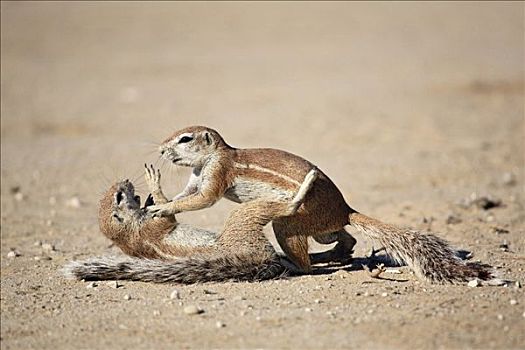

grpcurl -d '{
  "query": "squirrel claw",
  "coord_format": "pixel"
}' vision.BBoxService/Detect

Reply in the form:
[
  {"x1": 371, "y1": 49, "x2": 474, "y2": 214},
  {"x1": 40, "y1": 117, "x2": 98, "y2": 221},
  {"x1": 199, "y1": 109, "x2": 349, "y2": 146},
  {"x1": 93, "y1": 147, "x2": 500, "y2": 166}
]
[
  {"x1": 146, "y1": 203, "x2": 175, "y2": 217},
  {"x1": 144, "y1": 164, "x2": 162, "y2": 192}
]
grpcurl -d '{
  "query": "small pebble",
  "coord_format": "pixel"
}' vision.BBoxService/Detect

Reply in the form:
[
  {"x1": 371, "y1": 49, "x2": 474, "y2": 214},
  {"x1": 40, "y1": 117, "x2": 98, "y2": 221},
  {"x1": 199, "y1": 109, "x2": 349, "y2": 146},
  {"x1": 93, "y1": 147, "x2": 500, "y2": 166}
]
[
  {"x1": 216, "y1": 321, "x2": 226, "y2": 328},
  {"x1": 421, "y1": 216, "x2": 434, "y2": 225},
  {"x1": 123, "y1": 294, "x2": 131, "y2": 300},
  {"x1": 7, "y1": 251, "x2": 19, "y2": 258},
  {"x1": 153, "y1": 310, "x2": 161, "y2": 316},
  {"x1": 14, "y1": 192, "x2": 25, "y2": 201},
  {"x1": 487, "y1": 279, "x2": 507, "y2": 287},
  {"x1": 515, "y1": 281, "x2": 521, "y2": 289},
  {"x1": 314, "y1": 299, "x2": 321, "y2": 304},
  {"x1": 304, "y1": 308, "x2": 313, "y2": 312},
  {"x1": 106, "y1": 281, "x2": 120, "y2": 289},
  {"x1": 476, "y1": 196, "x2": 502, "y2": 210},
  {"x1": 381, "y1": 292, "x2": 388, "y2": 297},
  {"x1": 66, "y1": 196, "x2": 82, "y2": 208},
  {"x1": 42, "y1": 243, "x2": 55, "y2": 252},
  {"x1": 502, "y1": 172, "x2": 516, "y2": 186},
  {"x1": 33, "y1": 241, "x2": 42, "y2": 247},
  {"x1": 458, "y1": 193, "x2": 502, "y2": 210},
  {"x1": 468, "y1": 279, "x2": 482, "y2": 288},
  {"x1": 510, "y1": 299, "x2": 518, "y2": 305},
  {"x1": 183, "y1": 305, "x2": 203, "y2": 315},
  {"x1": 334, "y1": 270, "x2": 348, "y2": 279},
  {"x1": 491, "y1": 227, "x2": 510, "y2": 235},
  {"x1": 86, "y1": 282, "x2": 97, "y2": 289},
  {"x1": 497, "y1": 314, "x2": 504, "y2": 321},
  {"x1": 170, "y1": 290, "x2": 180, "y2": 299},
  {"x1": 34, "y1": 256, "x2": 51, "y2": 261},
  {"x1": 446, "y1": 214, "x2": 462, "y2": 225}
]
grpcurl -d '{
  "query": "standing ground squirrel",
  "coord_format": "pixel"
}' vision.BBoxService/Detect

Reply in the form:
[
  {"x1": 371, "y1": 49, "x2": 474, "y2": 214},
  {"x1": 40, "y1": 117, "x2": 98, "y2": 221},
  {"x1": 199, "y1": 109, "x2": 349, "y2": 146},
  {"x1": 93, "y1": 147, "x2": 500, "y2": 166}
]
[
  {"x1": 147, "y1": 125, "x2": 501, "y2": 284},
  {"x1": 63, "y1": 169, "x2": 319, "y2": 283}
]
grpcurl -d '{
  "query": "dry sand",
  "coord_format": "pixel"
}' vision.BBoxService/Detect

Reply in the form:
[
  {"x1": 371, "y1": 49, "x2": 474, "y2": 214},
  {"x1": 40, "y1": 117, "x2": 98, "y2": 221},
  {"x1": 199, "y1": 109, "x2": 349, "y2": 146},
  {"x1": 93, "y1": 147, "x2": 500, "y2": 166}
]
[{"x1": 1, "y1": 2, "x2": 524, "y2": 349}]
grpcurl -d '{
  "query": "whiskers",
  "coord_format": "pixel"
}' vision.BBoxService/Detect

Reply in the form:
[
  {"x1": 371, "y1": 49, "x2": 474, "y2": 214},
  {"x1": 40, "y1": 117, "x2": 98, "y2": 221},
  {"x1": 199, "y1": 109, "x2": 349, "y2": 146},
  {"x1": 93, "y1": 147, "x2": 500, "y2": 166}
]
[
  {"x1": 95, "y1": 137, "x2": 188, "y2": 201},
  {"x1": 139, "y1": 140, "x2": 162, "y2": 156}
]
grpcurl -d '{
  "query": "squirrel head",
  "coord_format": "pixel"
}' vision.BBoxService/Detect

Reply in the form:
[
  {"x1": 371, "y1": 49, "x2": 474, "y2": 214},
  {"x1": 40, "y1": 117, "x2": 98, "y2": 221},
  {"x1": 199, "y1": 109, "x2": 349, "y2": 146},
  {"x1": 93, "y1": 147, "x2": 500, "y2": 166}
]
[
  {"x1": 159, "y1": 126, "x2": 229, "y2": 168},
  {"x1": 99, "y1": 180, "x2": 143, "y2": 241}
]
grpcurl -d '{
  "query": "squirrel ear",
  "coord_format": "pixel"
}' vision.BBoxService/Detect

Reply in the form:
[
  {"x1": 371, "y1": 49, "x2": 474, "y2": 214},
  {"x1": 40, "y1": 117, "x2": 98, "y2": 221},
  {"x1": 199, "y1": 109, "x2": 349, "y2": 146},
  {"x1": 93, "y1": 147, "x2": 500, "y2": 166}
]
[{"x1": 204, "y1": 132, "x2": 212, "y2": 145}]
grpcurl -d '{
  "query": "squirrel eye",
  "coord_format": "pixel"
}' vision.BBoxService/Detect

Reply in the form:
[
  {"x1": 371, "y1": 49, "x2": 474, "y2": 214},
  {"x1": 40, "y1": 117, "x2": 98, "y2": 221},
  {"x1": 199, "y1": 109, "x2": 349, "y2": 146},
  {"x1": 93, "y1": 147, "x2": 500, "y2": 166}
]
[
  {"x1": 116, "y1": 191, "x2": 123, "y2": 205},
  {"x1": 178, "y1": 136, "x2": 193, "y2": 144}
]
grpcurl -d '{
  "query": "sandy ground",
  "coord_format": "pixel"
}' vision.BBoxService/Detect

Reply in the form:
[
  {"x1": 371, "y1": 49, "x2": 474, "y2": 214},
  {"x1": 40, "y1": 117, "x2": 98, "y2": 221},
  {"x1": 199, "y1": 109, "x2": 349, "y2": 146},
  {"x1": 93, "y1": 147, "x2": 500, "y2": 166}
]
[{"x1": 1, "y1": 2, "x2": 524, "y2": 349}]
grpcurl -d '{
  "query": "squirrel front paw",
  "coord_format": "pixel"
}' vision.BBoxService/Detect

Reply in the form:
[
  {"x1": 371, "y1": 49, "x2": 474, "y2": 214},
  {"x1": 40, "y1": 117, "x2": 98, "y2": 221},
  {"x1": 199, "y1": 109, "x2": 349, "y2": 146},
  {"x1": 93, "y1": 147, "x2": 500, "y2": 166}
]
[
  {"x1": 146, "y1": 203, "x2": 177, "y2": 218},
  {"x1": 144, "y1": 164, "x2": 162, "y2": 192}
]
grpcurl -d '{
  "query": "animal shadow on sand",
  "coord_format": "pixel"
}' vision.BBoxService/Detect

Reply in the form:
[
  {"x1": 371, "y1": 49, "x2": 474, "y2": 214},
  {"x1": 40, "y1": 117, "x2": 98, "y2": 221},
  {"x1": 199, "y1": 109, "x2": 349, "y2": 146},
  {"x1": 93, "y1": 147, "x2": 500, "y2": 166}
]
[{"x1": 303, "y1": 248, "x2": 474, "y2": 282}]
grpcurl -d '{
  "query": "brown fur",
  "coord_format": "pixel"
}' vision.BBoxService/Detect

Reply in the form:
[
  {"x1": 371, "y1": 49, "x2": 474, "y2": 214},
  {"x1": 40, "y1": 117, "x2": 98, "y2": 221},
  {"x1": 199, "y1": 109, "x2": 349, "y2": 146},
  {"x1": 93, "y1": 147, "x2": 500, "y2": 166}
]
[
  {"x1": 98, "y1": 182, "x2": 180, "y2": 259},
  {"x1": 150, "y1": 126, "x2": 500, "y2": 284},
  {"x1": 64, "y1": 169, "x2": 318, "y2": 283},
  {"x1": 98, "y1": 181, "x2": 273, "y2": 260}
]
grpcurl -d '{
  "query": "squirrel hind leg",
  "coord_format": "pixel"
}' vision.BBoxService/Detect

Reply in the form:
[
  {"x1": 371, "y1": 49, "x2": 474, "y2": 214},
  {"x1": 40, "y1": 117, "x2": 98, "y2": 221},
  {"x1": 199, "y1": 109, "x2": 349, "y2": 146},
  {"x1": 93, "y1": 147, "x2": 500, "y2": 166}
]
[
  {"x1": 277, "y1": 255, "x2": 306, "y2": 274},
  {"x1": 273, "y1": 222, "x2": 312, "y2": 273},
  {"x1": 310, "y1": 230, "x2": 356, "y2": 266}
]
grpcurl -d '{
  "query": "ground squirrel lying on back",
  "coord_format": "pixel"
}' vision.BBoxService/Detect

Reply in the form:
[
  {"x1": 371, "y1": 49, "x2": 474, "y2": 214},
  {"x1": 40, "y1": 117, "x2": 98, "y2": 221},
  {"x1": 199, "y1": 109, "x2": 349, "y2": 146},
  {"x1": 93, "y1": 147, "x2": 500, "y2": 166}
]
[
  {"x1": 63, "y1": 168, "x2": 319, "y2": 283},
  {"x1": 147, "y1": 125, "x2": 502, "y2": 284}
]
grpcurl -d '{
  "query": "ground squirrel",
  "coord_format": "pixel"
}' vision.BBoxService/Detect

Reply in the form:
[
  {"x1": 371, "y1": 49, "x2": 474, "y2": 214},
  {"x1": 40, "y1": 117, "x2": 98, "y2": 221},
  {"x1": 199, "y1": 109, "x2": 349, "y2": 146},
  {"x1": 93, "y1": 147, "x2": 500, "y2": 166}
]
[
  {"x1": 63, "y1": 168, "x2": 319, "y2": 283},
  {"x1": 147, "y1": 125, "x2": 501, "y2": 284}
]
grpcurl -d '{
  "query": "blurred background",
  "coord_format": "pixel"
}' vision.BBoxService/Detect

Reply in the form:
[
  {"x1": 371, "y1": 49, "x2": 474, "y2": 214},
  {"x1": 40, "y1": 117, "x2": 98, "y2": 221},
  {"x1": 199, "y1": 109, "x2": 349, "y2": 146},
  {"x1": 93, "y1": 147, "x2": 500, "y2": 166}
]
[
  {"x1": 2, "y1": 1, "x2": 523, "y2": 230},
  {"x1": 1, "y1": 3, "x2": 524, "y2": 349}
]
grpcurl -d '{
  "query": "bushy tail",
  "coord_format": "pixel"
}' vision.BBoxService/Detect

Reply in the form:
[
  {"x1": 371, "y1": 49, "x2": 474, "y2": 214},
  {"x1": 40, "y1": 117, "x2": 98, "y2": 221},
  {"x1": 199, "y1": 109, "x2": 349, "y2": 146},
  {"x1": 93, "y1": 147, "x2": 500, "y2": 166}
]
[
  {"x1": 63, "y1": 253, "x2": 287, "y2": 284},
  {"x1": 349, "y1": 212, "x2": 502, "y2": 284}
]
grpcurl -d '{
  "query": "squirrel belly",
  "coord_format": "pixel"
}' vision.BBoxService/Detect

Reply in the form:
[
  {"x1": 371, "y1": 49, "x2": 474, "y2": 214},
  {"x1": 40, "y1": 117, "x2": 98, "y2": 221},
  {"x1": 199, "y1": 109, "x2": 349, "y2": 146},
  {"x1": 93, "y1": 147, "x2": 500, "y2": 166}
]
[{"x1": 64, "y1": 168, "x2": 319, "y2": 284}]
